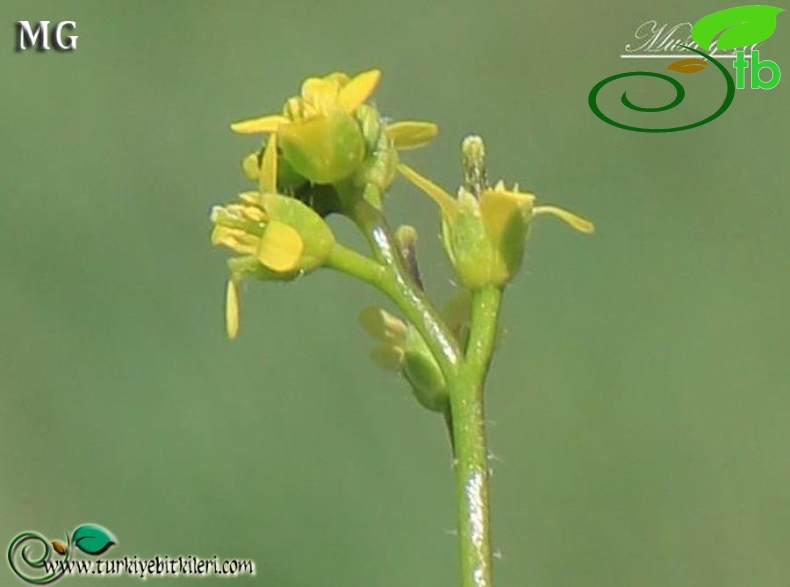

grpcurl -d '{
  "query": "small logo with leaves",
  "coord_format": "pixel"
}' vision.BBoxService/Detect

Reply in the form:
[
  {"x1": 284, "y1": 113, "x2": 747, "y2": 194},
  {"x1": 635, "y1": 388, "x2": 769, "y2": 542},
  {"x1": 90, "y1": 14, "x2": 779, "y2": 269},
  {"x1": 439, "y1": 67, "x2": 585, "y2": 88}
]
[
  {"x1": 589, "y1": 4, "x2": 784, "y2": 132},
  {"x1": 7, "y1": 524, "x2": 116, "y2": 584}
]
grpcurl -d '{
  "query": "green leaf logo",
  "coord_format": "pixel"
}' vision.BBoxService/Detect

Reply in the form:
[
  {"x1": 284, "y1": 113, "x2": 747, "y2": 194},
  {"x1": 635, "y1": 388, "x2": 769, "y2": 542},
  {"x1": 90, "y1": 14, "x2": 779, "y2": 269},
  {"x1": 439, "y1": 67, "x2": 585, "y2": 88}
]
[
  {"x1": 71, "y1": 524, "x2": 116, "y2": 555},
  {"x1": 692, "y1": 5, "x2": 784, "y2": 51}
]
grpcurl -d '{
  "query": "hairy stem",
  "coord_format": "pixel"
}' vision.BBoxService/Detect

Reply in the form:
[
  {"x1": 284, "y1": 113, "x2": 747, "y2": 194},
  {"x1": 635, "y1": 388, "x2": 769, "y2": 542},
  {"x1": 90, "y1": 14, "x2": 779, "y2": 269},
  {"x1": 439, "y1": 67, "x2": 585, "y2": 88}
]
[
  {"x1": 337, "y1": 191, "x2": 502, "y2": 587},
  {"x1": 451, "y1": 285, "x2": 502, "y2": 587}
]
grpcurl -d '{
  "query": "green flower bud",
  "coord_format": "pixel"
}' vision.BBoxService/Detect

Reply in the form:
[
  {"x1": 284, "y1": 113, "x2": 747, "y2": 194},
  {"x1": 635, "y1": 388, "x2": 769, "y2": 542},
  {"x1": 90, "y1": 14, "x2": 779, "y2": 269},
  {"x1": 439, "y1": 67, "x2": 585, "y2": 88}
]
[
  {"x1": 355, "y1": 104, "x2": 383, "y2": 152},
  {"x1": 402, "y1": 325, "x2": 448, "y2": 413},
  {"x1": 394, "y1": 225, "x2": 423, "y2": 289},
  {"x1": 359, "y1": 306, "x2": 448, "y2": 413},
  {"x1": 352, "y1": 105, "x2": 398, "y2": 196}
]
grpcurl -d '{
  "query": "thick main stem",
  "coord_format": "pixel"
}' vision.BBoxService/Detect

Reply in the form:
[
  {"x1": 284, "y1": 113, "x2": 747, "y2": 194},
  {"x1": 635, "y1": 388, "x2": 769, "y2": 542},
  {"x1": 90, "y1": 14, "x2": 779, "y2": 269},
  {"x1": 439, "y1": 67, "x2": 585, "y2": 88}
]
[
  {"x1": 450, "y1": 374, "x2": 492, "y2": 587},
  {"x1": 451, "y1": 285, "x2": 502, "y2": 587}
]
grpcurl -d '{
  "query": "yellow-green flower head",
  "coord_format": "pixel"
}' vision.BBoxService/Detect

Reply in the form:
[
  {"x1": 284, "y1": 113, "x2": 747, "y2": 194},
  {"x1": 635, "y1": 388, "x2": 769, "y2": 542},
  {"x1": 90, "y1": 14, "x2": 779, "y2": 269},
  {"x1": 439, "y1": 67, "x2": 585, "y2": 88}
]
[
  {"x1": 398, "y1": 163, "x2": 594, "y2": 288},
  {"x1": 230, "y1": 70, "x2": 438, "y2": 188},
  {"x1": 210, "y1": 137, "x2": 335, "y2": 339}
]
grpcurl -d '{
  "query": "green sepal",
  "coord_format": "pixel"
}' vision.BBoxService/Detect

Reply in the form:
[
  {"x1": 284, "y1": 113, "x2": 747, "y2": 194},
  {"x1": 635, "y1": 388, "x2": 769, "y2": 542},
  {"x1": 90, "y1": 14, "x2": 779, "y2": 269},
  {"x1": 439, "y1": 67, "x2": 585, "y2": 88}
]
[
  {"x1": 353, "y1": 105, "x2": 398, "y2": 196},
  {"x1": 227, "y1": 256, "x2": 299, "y2": 282},
  {"x1": 277, "y1": 150, "x2": 309, "y2": 192},
  {"x1": 279, "y1": 111, "x2": 366, "y2": 184},
  {"x1": 260, "y1": 193, "x2": 335, "y2": 271},
  {"x1": 355, "y1": 104, "x2": 383, "y2": 152},
  {"x1": 443, "y1": 191, "x2": 497, "y2": 289},
  {"x1": 402, "y1": 325, "x2": 448, "y2": 413}
]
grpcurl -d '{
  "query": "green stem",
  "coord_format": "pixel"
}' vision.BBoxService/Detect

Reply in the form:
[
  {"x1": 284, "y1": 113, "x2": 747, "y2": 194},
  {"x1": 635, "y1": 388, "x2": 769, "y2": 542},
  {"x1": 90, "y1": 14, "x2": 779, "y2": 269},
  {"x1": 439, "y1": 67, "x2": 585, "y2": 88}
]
[
  {"x1": 348, "y1": 198, "x2": 461, "y2": 378},
  {"x1": 325, "y1": 242, "x2": 386, "y2": 286},
  {"x1": 466, "y1": 286, "x2": 502, "y2": 375},
  {"x1": 332, "y1": 191, "x2": 502, "y2": 587},
  {"x1": 450, "y1": 285, "x2": 502, "y2": 587}
]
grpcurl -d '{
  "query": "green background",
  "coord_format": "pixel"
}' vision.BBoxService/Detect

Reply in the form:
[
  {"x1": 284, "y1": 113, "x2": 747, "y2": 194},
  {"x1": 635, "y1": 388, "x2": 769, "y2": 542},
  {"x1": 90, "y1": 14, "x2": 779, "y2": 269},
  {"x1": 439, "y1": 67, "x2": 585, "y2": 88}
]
[{"x1": 2, "y1": 1, "x2": 788, "y2": 586}]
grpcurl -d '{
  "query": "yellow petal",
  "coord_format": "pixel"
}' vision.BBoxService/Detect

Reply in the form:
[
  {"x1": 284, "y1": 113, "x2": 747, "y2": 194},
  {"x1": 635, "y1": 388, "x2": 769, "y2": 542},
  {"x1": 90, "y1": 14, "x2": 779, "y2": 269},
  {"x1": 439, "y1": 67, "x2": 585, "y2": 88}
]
[
  {"x1": 257, "y1": 221, "x2": 304, "y2": 272},
  {"x1": 301, "y1": 76, "x2": 341, "y2": 114},
  {"x1": 386, "y1": 121, "x2": 438, "y2": 150},
  {"x1": 359, "y1": 306, "x2": 407, "y2": 343},
  {"x1": 338, "y1": 69, "x2": 381, "y2": 113},
  {"x1": 225, "y1": 280, "x2": 240, "y2": 340},
  {"x1": 480, "y1": 188, "x2": 535, "y2": 242},
  {"x1": 259, "y1": 133, "x2": 278, "y2": 194},
  {"x1": 397, "y1": 163, "x2": 458, "y2": 221},
  {"x1": 242, "y1": 152, "x2": 260, "y2": 180},
  {"x1": 283, "y1": 96, "x2": 303, "y2": 120},
  {"x1": 532, "y1": 205, "x2": 595, "y2": 234},
  {"x1": 326, "y1": 72, "x2": 351, "y2": 86},
  {"x1": 230, "y1": 114, "x2": 289, "y2": 134}
]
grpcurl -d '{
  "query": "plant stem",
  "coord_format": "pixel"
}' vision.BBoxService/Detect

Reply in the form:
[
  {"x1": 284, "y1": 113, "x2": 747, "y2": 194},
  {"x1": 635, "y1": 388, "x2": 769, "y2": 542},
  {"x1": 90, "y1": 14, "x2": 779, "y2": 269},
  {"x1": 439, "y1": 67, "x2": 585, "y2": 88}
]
[
  {"x1": 450, "y1": 285, "x2": 502, "y2": 587},
  {"x1": 348, "y1": 199, "x2": 461, "y2": 378},
  {"x1": 466, "y1": 286, "x2": 502, "y2": 375},
  {"x1": 450, "y1": 375, "x2": 492, "y2": 587},
  {"x1": 339, "y1": 192, "x2": 503, "y2": 587},
  {"x1": 326, "y1": 242, "x2": 386, "y2": 286}
]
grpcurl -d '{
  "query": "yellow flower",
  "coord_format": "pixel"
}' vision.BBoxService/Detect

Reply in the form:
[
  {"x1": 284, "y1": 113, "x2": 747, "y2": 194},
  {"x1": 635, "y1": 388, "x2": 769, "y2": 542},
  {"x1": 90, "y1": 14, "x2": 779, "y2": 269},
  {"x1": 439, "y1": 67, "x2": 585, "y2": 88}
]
[
  {"x1": 397, "y1": 163, "x2": 594, "y2": 287},
  {"x1": 398, "y1": 164, "x2": 594, "y2": 233},
  {"x1": 230, "y1": 70, "x2": 438, "y2": 186},
  {"x1": 231, "y1": 70, "x2": 379, "y2": 132},
  {"x1": 210, "y1": 137, "x2": 335, "y2": 338}
]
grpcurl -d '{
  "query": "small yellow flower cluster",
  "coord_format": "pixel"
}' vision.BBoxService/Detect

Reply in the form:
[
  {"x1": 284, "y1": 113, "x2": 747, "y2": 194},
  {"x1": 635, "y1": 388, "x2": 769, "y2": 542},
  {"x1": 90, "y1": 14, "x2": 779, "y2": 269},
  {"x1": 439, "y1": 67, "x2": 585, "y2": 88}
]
[
  {"x1": 231, "y1": 70, "x2": 437, "y2": 188},
  {"x1": 212, "y1": 69, "x2": 443, "y2": 339},
  {"x1": 211, "y1": 72, "x2": 595, "y2": 340}
]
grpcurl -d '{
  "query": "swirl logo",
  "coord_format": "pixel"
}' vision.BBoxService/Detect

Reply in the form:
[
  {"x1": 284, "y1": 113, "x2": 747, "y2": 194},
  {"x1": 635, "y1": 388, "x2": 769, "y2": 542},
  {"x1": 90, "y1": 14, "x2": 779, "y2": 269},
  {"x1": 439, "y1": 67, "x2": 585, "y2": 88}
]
[
  {"x1": 7, "y1": 524, "x2": 116, "y2": 584},
  {"x1": 589, "y1": 5, "x2": 784, "y2": 132}
]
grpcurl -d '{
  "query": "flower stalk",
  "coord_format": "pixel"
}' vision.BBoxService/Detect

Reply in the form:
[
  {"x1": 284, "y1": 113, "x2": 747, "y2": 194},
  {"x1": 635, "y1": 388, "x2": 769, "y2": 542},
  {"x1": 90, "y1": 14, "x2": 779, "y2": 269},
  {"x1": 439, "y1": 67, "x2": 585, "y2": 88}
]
[{"x1": 209, "y1": 69, "x2": 594, "y2": 587}]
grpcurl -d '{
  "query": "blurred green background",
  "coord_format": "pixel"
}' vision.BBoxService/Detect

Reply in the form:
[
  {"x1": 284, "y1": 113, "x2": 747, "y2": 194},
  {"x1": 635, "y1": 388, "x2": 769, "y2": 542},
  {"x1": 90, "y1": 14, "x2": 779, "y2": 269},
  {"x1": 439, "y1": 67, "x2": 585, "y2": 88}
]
[{"x1": 2, "y1": 1, "x2": 789, "y2": 586}]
